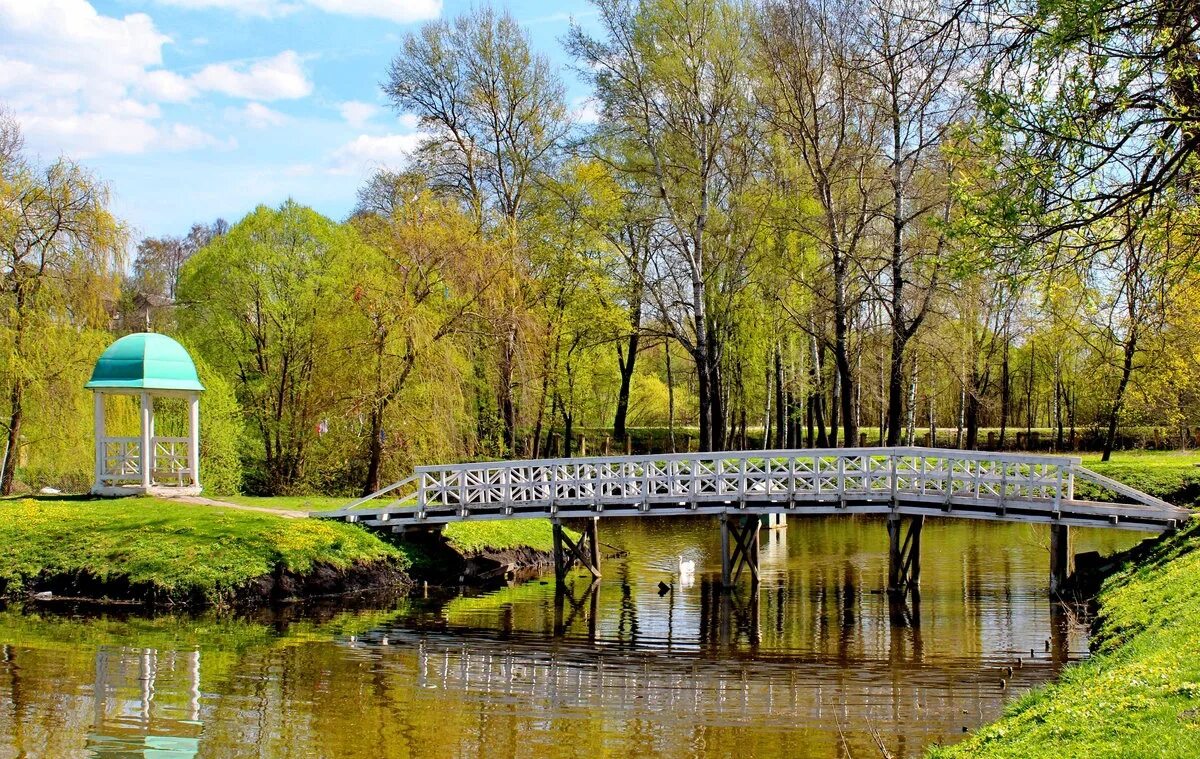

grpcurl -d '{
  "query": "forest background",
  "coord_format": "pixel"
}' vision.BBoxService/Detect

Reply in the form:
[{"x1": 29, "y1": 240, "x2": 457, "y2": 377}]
[{"x1": 2, "y1": 0, "x2": 1196, "y2": 497}]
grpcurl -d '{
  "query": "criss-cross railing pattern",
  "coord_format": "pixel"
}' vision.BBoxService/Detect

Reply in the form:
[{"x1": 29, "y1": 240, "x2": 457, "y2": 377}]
[{"x1": 325, "y1": 447, "x2": 1190, "y2": 532}]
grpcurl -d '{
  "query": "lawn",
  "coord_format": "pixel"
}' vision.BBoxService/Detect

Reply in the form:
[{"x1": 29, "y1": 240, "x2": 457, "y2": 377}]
[
  {"x1": 441, "y1": 519, "x2": 560, "y2": 554},
  {"x1": 929, "y1": 518, "x2": 1200, "y2": 758},
  {"x1": 1080, "y1": 450, "x2": 1200, "y2": 507},
  {"x1": 0, "y1": 496, "x2": 403, "y2": 605}
]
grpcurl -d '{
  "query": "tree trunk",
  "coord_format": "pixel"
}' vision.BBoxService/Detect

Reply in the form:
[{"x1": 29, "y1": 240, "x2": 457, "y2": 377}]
[
  {"x1": 833, "y1": 257, "x2": 857, "y2": 446},
  {"x1": 1102, "y1": 338, "x2": 1137, "y2": 461},
  {"x1": 885, "y1": 332, "x2": 907, "y2": 445},
  {"x1": 774, "y1": 347, "x2": 786, "y2": 448},
  {"x1": 692, "y1": 274, "x2": 712, "y2": 452},
  {"x1": 361, "y1": 406, "x2": 385, "y2": 497},
  {"x1": 965, "y1": 367, "x2": 981, "y2": 450},
  {"x1": 2, "y1": 292, "x2": 28, "y2": 496},
  {"x1": 0, "y1": 380, "x2": 24, "y2": 496},
  {"x1": 613, "y1": 333, "x2": 639, "y2": 443},
  {"x1": 666, "y1": 341, "x2": 677, "y2": 453},
  {"x1": 998, "y1": 334, "x2": 1011, "y2": 448},
  {"x1": 499, "y1": 327, "x2": 518, "y2": 456},
  {"x1": 829, "y1": 369, "x2": 840, "y2": 447}
]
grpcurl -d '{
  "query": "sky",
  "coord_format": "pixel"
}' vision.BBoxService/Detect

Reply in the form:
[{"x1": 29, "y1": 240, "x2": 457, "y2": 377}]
[{"x1": 0, "y1": 0, "x2": 599, "y2": 239}]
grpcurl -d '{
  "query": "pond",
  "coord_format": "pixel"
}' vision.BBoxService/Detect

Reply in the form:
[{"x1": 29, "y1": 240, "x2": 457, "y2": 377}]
[{"x1": 0, "y1": 515, "x2": 1141, "y2": 758}]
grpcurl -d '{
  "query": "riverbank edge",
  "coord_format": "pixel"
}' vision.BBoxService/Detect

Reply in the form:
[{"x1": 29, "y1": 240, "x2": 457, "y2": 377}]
[
  {"x1": 0, "y1": 496, "x2": 569, "y2": 608},
  {"x1": 392, "y1": 525, "x2": 560, "y2": 586},
  {"x1": 928, "y1": 516, "x2": 1200, "y2": 758},
  {"x1": 4, "y1": 557, "x2": 415, "y2": 608}
]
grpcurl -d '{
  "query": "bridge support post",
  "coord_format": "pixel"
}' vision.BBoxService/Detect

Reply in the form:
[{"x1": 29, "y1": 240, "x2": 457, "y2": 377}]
[
  {"x1": 887, "y1": 515, "x2": 923, "y2": 596},
  {"x1": 719, "y1": 513, "x2": 760, "y2": 589},
  {"x1": 552, "y1": 518, "x2": 601, "y2": 583},
  {"x1": 1049, "y1": 524, "x2": 1072, "y2": 594}
]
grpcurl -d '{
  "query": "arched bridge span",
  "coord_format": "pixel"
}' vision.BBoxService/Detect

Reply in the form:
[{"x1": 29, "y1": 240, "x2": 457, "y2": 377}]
[{"x1": 320, "y1": 447, "x2": 1190, "y2": 594}]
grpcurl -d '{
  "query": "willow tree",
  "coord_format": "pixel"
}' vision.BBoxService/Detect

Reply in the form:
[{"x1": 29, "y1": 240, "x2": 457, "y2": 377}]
[
  {"x1": 177, "y1": 201, "x2": 355, "y2": 494},
  {"x1": 0, "y1": 115, "x2": 124, "y2": 494},
  {"x1": 349, "y1": 180, "x2": 498, "y2": 495},
  {"x1": 385, "y1": 6, "x2": 569, "y2": 456}
]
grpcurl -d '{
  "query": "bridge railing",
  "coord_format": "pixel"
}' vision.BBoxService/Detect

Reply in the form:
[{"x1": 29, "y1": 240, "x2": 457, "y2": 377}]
[{"x1": 409, "y1": 447, "x2": 1081, "y2": 516}]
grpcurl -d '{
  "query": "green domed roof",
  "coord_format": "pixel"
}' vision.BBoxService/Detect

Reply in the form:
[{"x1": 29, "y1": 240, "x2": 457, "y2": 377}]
[{"x1": 86, "y1": 333, "x2": 204, "y2": 392}]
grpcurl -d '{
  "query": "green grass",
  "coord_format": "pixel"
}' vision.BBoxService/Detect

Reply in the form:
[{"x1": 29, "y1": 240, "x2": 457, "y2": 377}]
[
  {"x1": 1081, "y1": 451, "x2": 1200, "y2": 507},
  {"x1": 0, "y1": 496, "x2": 404, "y2": 604},
  {"x1": 221, "y1": 494, "x2": 351, "y2": 512},
  {"x1": 442, "y1": 519, "x2": 559, "y2": 554},
  {"x1": 929, "y1": 518, "x2": 1200, "y2": 758}
]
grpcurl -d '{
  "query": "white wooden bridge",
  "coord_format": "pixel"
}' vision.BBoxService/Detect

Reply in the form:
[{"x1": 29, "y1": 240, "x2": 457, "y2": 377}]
[{"x1": 320, "y1": 447, "x2": 1191, "y2": 594}]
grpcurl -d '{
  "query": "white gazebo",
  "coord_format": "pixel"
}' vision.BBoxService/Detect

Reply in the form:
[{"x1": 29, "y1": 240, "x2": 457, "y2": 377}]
[{"x1": 86, "y1": 332, "x2": 204, "y2": 496}]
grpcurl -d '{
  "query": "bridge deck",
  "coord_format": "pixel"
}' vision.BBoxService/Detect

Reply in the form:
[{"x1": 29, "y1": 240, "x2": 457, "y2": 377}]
[{"x1": 320, "y1": 447, "x2": 1190, "y2": 533}]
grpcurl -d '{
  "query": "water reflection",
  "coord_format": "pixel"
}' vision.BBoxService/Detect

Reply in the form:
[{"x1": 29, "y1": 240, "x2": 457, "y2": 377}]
[{"x1": 0, "y1": 516, "x2": 1142, "y2": 758}]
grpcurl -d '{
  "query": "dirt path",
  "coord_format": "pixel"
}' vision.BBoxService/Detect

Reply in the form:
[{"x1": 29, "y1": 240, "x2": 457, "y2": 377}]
[{"x1": 172, "y1": 495, "x2": 309, "y2": 519}]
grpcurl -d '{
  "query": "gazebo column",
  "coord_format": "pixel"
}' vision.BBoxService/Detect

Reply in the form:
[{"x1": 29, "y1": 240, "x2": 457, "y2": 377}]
[
  {"x1": 188, "y1": 392, "x2": 200, "y2": 488},
  {"x1": 93, "y1": 392, "x2": 105, "y2": 490},
  {"x1": 140, "y1": 391, "x2": 153, "y2": 490}
]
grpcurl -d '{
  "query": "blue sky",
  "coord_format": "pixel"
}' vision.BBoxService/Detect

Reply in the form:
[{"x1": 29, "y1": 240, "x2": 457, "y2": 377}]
[{"x1": 0, "y1": 0, "x2": 599, "y2": 239}]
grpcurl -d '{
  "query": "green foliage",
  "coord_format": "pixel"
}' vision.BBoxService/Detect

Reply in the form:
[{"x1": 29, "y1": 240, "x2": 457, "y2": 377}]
[
  {"x1": 177, "y1": 201, "x2": 361, "y2": 494},
  {"x1": 0, "y1": 496, "x2": 403, "y2": 605},
  {"x1": 930, "y1": 519, "x2": 1200, "y2": 758}
]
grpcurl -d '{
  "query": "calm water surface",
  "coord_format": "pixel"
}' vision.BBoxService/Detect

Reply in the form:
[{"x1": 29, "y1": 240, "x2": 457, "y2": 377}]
[{"x1": 0, "y1": 516, "x2": 1141, "y2": 758}]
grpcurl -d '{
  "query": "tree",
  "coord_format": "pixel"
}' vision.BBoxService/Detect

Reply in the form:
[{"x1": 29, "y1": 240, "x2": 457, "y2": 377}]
[
  {"x1": 859, "y1": 0, "x2": 973, "y2": 444},
  {"x1": 569, "y1": 0, "x2": 761, "y2": 451},
  {"x1": 755, "y1": 0, "x2": 885, "y2": 446},
  {"x1": 349, "y1": 183, "x2": 497, "y2": 495},
  {"x1": 972, "y1": 0, "x2": 1200, "y2": 246},
  {"x1": 0, "y1": 118, "x2": 124, "y2": 494},
  {"x1": 385, "y1": 6, "x2": 570, "y2": 455},
  {"x1": 1079, "y1": 204, "x2": 1199, "y2": 460},
  {"x1": 177, "y1": 201, "x2": 354, "y2": 494}
]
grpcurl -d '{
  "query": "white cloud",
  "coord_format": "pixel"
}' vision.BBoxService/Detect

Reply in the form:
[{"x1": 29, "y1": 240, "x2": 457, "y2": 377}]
[
  {"x1": 328, "y1": 132, "x2": 424, "y2": 175},
  {"x1": 143, "y1": 70, "x2": 195, "y2": 102},
  {"x1": 231, "y1": 102, "x2": 289, "y2": 129},
  {"x1": 156, "y1": 0, "x2": 441, "y2": 22},
  {"x1": 571, "y1": 96, "x2": 600, "y2": 125},
  {"x1": 0, "y1": 0, "x2": 312, "y2": 158},
  {"x1": 338, "y1": 100, "x2": 377, "y2": 128},
  {"x1": 192, "y1": 51, "x2": 312, "y2": 101},
  {"x1": 305, "y1": 0, "x2": 442, "y2": 23}
]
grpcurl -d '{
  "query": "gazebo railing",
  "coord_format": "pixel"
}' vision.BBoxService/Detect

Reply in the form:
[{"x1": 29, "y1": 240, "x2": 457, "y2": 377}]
[
  {"x1": 100, "y1": 437, "x2": 141, "y2": 482},
  {"x1": 98, "y1": 435, "x2": 191, "y2": 484},
  {"x1": 152, "y1": 437, "x2": 190, "y2": 476}
]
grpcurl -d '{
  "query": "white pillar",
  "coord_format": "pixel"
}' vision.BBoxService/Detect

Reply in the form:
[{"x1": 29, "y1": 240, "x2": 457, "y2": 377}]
[
  {"x1": 188, "y1": 392, "x2": 201, "y2": 489},
  {"x1": 140, "y1": 391, "x2": 153, "y2": 490},
  {"x1": 93, "y1": 392, "x2": 105, "y2": 491}
]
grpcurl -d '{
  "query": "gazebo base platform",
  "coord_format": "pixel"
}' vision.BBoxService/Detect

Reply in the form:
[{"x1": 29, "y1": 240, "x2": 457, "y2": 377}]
[{"x1": 91, "y1": 484, "x2": 203, "y2": 498}]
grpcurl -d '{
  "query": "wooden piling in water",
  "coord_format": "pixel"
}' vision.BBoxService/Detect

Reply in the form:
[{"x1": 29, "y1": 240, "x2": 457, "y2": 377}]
[
  {"x1": 552, "y1": 518, "x2": 602, "y2": 584},
  {"x1": 888, "y1": 515, "x2": 923, "y2": 596},
  {"x1": 720, "y1": 514, "x2": 760, "y2": 589},
  {"x1": 1049, "y1": 523, "x2": 1072, "y2": 594}
]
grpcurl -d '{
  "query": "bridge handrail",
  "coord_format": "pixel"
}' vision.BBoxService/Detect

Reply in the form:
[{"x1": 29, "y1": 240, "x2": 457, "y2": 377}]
[
  {"x1": 1070, "y1": 466, "x2": 1176, "y2": 511},
  {"x1": 410, "y1": 446, "x2": 1083, "y2": 474}
]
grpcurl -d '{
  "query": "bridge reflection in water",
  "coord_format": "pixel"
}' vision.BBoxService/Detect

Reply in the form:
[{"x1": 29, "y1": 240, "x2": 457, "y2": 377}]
[{"x1": 0, "y1": 517, "x2": 1136, "y2": 758}]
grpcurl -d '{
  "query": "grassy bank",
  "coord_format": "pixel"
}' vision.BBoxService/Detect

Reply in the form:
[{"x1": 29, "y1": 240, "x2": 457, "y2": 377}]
[
  {"x1": 0, "y1": 496, "x2": 406, "y2": 605},
  {"x1": 442, "y1": 520, "x2": 558, "y2": 554},
  {"x1": 930, "y1": 518, "x2": 1200, "y2": 758},
  {"x1": 1082, "y1": 451, "x2": 1200, "y2": 507}
]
